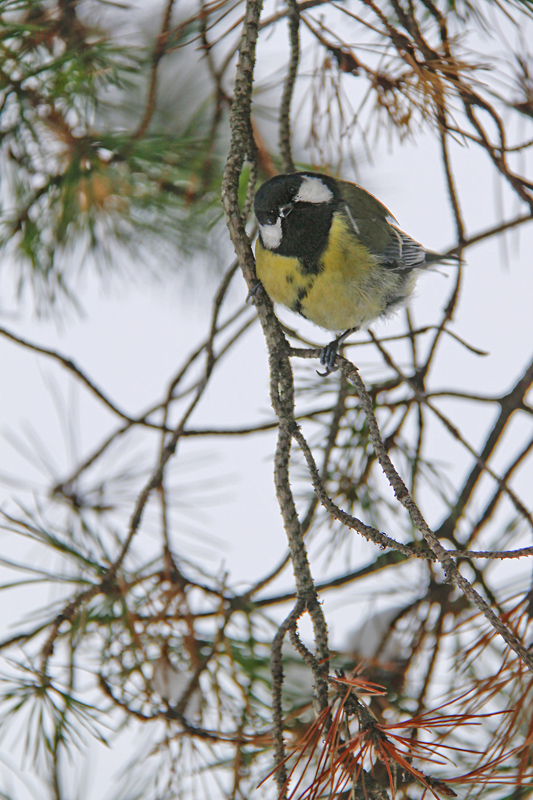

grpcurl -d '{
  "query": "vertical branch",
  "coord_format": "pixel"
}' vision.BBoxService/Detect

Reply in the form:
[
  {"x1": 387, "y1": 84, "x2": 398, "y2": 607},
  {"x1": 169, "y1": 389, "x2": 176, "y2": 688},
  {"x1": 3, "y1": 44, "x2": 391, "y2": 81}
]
[
  {"x1": 221, "y1": 1, "x2": 330, "y2": 786},
  {"x1": 417, "y1": 110, "x2": 465, "y2": 372},
  {"x1": 270, "y1": 360, "x2": 330, "y2": 711},
  {"x1": 271, "y1": 600, "x2": 305, "y2": 798},
  {"x1": 437, "y1": 116, "x2": 465, "y2": 247},
  {"x1": 221, "y1": 0, "x2": 261, "y2": 290},
  {"x1": 133, "y1": 0, "x2": 175, "y2": 140},
  {"x1": 279, "y1": 0, "x2": 300, "y2": 173}
]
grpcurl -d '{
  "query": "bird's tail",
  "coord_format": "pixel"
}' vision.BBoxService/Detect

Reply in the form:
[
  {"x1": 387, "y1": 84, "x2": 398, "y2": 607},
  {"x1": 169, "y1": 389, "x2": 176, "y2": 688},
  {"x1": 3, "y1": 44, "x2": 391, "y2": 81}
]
[{"x1": 424, "y1": 250, "x2": 462, "y2": 266}]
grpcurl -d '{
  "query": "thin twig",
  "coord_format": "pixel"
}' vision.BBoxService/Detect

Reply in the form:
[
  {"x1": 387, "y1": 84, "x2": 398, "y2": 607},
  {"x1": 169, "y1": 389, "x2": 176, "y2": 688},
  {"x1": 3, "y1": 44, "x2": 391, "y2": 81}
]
[
  {"x1": 279, "y1": 0, "x2": 300, "y2": 172},
  {"x1": 133, "y1": 0, "x2": 175, "y2": 140},
  {"x1": 271, "y1": 600, "x2": 305, "y2": 798},
  {"x1": 0, "y1": 326, "x2": 142, "y2": 427},
  {"x1": 340, "y1": 357, "x2": 533, "y2": 673}
]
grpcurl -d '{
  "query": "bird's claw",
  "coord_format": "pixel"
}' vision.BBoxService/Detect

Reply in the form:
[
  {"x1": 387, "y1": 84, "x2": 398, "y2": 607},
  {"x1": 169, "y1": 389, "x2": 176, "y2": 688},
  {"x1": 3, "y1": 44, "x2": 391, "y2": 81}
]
[
  {"x1": 246, "y1": 282, "x2": 263, "y2": 304},
  {"x1": 317, "y1": 328, "x2": 357, "y2": 376},
  {"x1": 317, "y1": 341, "x2": 340, "y2": 377}
]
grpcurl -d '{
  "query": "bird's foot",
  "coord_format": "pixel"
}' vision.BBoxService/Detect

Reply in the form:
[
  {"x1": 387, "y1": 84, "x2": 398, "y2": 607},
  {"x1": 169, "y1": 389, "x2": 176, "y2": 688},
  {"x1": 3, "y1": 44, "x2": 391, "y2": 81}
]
[
  {"x1": 317, "y1": 340, "x2": 341, "y2": 376},
  {"x1": 317, "y1": 327, "x2": 359, "y2": 377},
  {"x1": 246, "y1": 282, "x2": 263, "y2": 304}
]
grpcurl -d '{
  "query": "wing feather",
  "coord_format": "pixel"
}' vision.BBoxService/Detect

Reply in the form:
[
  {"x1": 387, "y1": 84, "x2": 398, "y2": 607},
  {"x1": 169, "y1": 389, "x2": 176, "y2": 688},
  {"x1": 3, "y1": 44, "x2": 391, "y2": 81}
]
[
  {"x1": 339, "y1": 180, "x2": 428, "y2": 272},
  {"x1": 379, "y1": 226, "x2": 426, "y2": 271}
]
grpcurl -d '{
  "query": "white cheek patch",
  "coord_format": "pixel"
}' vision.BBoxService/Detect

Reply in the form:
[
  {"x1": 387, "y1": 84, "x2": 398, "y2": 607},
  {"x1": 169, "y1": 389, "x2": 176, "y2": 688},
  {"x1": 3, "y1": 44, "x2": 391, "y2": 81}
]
[
  {"x1": 259, "y1": 218, "x2": 282, "y2": 250},
  {"x1": 296, "y1": 176, "x2": 333, "y2": 204}
]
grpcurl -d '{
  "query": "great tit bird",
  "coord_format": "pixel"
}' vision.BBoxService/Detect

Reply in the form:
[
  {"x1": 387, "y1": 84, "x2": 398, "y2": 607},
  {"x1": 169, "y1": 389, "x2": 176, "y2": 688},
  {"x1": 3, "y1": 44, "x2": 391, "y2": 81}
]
[{"x1": 253, "y1": 171, "x2": 459, "y2": 375}]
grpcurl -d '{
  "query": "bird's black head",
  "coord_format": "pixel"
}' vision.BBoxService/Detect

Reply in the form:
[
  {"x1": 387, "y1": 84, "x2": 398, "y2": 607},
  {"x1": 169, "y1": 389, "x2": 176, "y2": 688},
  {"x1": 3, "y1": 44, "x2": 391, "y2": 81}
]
[{"x1": 254, "y1": 172, "x2": 340, "y2": 262}]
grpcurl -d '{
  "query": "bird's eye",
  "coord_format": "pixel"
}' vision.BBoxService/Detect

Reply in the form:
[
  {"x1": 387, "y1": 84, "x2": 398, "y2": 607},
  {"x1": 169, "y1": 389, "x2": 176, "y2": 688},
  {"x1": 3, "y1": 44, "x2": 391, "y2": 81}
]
[
  {"x1": 264, "y1": 212, "x2": 277, "y2": 225},
  {"x1": 279, "y1": 203, "x2": 293, "y2": 219}
]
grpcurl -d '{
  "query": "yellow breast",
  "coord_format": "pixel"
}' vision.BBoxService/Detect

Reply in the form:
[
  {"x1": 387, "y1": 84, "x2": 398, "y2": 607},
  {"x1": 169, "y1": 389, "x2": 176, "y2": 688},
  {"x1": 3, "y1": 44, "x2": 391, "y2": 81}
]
[
  {"x1": 255, "y1": 214, "x2": 385, "y2": 332},
  {"x1": 255, "y1": 242, "x2": 310, "y2": 310}
]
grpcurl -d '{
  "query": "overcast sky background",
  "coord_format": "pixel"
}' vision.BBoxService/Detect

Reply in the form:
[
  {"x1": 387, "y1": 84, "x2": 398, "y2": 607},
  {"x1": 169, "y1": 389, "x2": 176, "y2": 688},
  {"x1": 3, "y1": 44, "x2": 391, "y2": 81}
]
[{"x1": 0, "y1": 2, "x2": 532, "y2": 797}]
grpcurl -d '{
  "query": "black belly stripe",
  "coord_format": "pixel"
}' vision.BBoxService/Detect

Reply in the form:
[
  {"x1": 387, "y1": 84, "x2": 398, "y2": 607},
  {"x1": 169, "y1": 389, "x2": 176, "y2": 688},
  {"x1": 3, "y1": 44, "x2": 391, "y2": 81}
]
[
  {"x1": 300, "y1": 257, "x2": 323, "y2": 276},
  {"x1": 293, "y1": 285, "x2": 310, "y2": 316}
]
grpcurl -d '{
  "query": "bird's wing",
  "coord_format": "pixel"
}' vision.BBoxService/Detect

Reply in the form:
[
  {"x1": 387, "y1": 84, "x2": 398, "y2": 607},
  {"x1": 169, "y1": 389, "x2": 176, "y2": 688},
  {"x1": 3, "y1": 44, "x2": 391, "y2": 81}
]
[
  {"x1": 339, "y1": 181, "x2": 427, "y2": 272},
  {"x1": 379, "y1": 226, "x2": 427, "y2": 271}
]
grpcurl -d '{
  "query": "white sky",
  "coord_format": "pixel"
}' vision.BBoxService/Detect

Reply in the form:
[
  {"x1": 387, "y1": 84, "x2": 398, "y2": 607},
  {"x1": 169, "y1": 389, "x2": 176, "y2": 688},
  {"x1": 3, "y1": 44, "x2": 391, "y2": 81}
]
[{"x1": 0, "y1": 2, "x2": 532, "y2": 797}]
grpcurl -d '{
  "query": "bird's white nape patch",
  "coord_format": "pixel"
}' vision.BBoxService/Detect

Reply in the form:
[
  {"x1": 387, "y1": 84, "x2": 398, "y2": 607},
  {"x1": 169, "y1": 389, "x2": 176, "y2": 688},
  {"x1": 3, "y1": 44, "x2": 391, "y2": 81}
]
[
  {"x1": 296, "y1": 176, "x2": 333, "y2": 204},
  {"x1": 259, "y1": 218, "x2": 282, "y2": 250}
]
